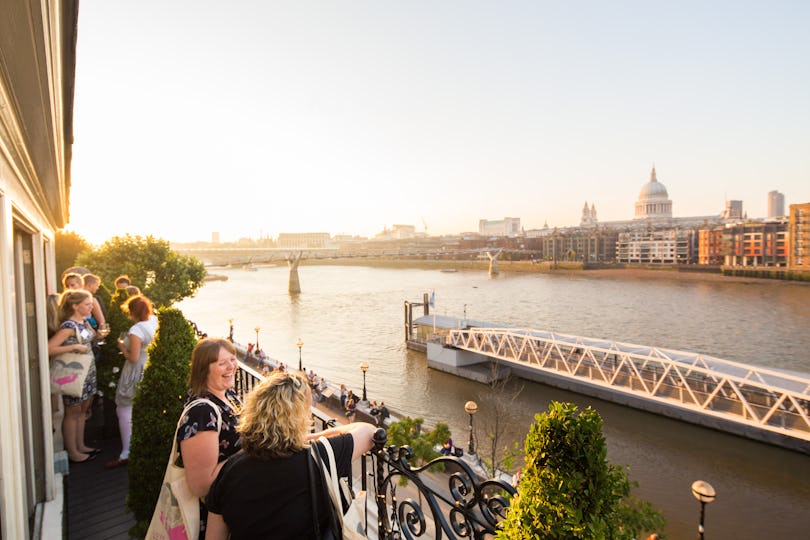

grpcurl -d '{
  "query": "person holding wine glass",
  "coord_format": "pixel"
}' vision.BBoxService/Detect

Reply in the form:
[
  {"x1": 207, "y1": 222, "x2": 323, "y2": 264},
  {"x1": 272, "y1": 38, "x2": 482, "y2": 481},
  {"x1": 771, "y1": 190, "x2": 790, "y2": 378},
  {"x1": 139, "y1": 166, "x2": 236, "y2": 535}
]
[{"x1": 105, "y1": 294, "x2": 158, "y2": 469}]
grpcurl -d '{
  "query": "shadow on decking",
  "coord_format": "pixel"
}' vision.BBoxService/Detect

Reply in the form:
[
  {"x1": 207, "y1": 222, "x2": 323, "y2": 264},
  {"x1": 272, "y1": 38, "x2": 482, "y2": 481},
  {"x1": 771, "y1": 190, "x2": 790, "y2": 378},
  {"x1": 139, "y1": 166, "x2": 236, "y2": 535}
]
[{"x1": 66, "y1": 398, "x2": 136, "y2": 539}]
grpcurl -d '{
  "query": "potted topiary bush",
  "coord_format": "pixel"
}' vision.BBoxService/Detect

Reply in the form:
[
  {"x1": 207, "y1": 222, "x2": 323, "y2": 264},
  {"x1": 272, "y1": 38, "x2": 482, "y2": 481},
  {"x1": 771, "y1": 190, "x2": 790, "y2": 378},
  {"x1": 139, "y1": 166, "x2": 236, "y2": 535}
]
[{"x1": 126, "y1": 307, "x2": 197, "y2": 538}]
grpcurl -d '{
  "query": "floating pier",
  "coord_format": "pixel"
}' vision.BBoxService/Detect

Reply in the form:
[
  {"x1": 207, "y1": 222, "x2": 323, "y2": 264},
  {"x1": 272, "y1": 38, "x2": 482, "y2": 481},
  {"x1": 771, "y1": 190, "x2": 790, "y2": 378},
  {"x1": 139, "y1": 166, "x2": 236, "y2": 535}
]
[{"x1": 409, "y1": 314, "x2": 810, "y2": 455}]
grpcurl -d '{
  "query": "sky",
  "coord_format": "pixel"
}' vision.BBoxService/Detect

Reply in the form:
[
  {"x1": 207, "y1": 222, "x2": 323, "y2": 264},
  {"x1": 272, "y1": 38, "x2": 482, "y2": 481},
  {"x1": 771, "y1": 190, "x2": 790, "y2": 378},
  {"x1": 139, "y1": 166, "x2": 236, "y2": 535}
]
[{"x1": 68, "y1": 1, "x2": 810, "y2": 245}]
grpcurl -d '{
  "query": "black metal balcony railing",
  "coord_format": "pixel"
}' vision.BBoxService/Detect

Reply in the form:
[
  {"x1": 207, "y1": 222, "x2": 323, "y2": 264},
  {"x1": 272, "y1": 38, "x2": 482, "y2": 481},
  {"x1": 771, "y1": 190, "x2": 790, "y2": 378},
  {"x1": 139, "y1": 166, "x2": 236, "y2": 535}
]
[
  {"x1": 234, "y1": 359, "x2": 516, "y2": 538},
  {"x1": 366, "y1": 432, "x2": 516, "y2": 539}
]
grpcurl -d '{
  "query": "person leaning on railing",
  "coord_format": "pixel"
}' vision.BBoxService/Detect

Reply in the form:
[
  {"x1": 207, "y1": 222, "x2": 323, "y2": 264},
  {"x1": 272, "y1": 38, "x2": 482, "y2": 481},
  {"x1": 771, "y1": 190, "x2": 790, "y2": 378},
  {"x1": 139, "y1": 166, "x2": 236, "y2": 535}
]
[
  {"x1": 177, "y1": 338, "x2": 243, "y2": 540},
  {"x1": 205, "y1": 371, "x2": 376, "y2": 540}
]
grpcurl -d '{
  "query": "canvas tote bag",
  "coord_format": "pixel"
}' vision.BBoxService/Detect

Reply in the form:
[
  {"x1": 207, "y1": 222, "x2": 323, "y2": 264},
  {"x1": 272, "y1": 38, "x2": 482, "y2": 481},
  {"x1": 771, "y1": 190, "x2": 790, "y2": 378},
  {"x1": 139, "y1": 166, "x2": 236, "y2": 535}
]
[
  {"x1": 50, "y1": 326, "x2": 93, "y2": 397},
  {"x1": 317, "y1": 436, "x2": 368, "y2": 540},
  {"x1": 146, "y1": 399, "x2": 222, "y2": 540}
]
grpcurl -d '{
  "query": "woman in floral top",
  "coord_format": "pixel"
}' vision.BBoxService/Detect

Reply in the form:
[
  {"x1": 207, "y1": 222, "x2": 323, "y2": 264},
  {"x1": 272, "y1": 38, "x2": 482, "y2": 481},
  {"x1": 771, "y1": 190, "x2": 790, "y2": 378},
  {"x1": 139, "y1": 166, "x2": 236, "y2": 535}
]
[
  {"x1": 177, "y1": 338, "x2": 242, "y2": 539},
  {"x1": 47, "y1": 289, "x2": 98, "y2": 463}
]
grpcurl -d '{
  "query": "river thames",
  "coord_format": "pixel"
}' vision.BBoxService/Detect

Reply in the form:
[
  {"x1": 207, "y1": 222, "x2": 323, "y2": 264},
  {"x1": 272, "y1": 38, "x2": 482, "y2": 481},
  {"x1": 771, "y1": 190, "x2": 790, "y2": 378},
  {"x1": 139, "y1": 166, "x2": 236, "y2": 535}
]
[{"x1": 177, "y1": 264, "x2": 810, "y2": 539}]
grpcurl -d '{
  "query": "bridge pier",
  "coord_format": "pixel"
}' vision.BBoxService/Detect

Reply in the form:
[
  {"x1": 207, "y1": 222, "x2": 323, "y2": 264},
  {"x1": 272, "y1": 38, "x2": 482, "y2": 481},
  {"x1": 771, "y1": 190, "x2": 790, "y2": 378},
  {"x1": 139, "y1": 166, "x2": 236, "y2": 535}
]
[
  {"x1": 287, "y1": 252, "x2": 302, "y2": 294},
  {"x1": 487, "y1": 250, "x2": 502, "y2": 276}
]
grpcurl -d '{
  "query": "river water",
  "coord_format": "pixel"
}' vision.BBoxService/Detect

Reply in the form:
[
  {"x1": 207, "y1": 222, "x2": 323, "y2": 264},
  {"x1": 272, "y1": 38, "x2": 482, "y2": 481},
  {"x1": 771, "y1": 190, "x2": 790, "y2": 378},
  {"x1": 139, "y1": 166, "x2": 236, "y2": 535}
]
[{"x1": 177, "y1": 265, "x2": 810, "y2": 539}]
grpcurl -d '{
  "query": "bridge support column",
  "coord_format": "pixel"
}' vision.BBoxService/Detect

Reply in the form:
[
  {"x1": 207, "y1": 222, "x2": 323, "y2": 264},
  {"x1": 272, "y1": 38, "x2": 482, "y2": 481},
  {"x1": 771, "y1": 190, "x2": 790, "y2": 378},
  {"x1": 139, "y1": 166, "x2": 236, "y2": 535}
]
[
  {"x1": 487, "y1": 250, "x2": 501, "y2": 276},
  {"x1": 288, "y1": 252, "x2": 302, "y2": 294}
]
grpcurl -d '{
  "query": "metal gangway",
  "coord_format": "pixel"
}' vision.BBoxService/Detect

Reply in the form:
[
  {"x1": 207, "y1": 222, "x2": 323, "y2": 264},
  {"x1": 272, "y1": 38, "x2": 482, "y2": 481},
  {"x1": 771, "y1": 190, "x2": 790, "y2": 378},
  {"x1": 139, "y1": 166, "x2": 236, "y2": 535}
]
[{"x1": 447, "y1": 327, "x2": 810, "y2": 450}]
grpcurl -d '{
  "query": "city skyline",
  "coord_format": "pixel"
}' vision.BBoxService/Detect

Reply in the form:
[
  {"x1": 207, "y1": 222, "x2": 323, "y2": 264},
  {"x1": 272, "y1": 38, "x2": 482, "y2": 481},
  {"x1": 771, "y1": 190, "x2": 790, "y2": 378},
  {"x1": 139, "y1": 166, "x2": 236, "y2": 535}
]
[{"x1": 67, "y1": 1, "x2": 810, "y2": 245}]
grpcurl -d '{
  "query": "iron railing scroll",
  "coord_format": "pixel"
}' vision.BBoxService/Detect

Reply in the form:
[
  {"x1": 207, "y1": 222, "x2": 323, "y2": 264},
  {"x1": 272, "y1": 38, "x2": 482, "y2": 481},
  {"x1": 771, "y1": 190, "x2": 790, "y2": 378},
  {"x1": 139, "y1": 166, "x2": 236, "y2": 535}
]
[{"x1": 368, "y1": 428, "x2": 516, "y2": 539}]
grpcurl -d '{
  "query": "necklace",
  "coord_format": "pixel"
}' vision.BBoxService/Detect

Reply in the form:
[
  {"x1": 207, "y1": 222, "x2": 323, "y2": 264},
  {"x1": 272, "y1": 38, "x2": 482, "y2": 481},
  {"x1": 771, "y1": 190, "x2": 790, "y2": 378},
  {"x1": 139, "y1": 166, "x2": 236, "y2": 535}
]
[{"x1": 225, "y1": 393, "x2": 242, "y2": 416}]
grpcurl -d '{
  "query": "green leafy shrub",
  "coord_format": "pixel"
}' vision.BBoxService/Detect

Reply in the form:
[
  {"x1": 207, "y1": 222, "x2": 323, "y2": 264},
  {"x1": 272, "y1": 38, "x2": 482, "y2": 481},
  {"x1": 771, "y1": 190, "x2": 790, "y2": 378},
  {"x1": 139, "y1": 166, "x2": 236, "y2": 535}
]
[
  {"x1": 127, "y1": 307, "x2": 196, "y2": 538},
  {"x1": 496, "y1": 402, "x2": 665, "y2": 540},
  {"x1": 96, "y1": 287, "x2": 134, "y2": 398}
]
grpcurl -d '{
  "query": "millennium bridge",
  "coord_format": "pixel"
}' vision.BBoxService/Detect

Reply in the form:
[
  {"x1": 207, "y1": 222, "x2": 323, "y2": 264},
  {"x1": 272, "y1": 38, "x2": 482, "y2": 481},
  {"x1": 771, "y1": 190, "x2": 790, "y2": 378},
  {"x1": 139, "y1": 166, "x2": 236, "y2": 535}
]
[{"x1": 425, "y1": 325, "x2": 810, "y2": 455}]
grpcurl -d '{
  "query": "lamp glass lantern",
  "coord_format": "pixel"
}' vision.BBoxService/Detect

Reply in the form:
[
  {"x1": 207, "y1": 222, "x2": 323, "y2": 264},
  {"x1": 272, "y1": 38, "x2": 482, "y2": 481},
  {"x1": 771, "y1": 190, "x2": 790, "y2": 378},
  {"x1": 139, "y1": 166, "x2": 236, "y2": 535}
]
[
  {"x1": 360, "y1": 362, "x2": 369, "y2": 402},
  {"x1": 464, "y1": 400, "x2": 478, "y2": 454},
  {"x1": 296, "y1": 338, "x2": 304, "y2": 371},
  {"x1": 691, "y1": 480, "x2": 716, "y2": 540}
]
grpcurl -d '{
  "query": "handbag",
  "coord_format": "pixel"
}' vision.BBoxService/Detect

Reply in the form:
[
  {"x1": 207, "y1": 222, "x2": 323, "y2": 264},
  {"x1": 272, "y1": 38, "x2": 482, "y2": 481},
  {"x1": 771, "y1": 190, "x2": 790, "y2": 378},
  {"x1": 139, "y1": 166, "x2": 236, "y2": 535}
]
[
  {"x1": 50, "y1": 326, "x2": 93, "y2": 397},
  {"x1": 146, "y1": 399, "x2": 222, "y2": 540},
  {"x1": 315, "y1": 436, "x2": 368, "y2": 540}
]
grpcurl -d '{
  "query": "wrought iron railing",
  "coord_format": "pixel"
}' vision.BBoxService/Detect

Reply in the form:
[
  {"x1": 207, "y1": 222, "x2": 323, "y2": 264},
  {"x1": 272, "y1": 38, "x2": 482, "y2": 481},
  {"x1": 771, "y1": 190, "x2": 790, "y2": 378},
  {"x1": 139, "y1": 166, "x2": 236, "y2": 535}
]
[
  {"x1": 234, "y1": 360, "x2": 514, "y2": 538},
  {"x1": 234, "y1": 360, "x2": 338, "y2": 431},
  {"x1": 362, "y1": 429, "x2": 516, "y2": 539}
]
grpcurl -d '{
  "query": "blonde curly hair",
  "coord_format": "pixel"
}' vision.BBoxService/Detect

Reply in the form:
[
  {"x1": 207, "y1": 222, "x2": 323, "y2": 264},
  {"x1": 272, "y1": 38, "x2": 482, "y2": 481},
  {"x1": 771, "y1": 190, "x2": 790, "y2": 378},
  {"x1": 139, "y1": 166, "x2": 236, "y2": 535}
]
[{"x1": 238, "y1": 371, "x2": 311, "y2": 459}]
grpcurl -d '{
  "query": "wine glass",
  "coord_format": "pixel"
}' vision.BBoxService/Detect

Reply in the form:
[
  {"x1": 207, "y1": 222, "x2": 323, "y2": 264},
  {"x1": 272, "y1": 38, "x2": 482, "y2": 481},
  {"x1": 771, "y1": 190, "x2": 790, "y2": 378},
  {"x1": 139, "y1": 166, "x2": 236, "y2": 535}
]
[{"x1": 97, "y1": 323, "x2": 110, "y2": 345}]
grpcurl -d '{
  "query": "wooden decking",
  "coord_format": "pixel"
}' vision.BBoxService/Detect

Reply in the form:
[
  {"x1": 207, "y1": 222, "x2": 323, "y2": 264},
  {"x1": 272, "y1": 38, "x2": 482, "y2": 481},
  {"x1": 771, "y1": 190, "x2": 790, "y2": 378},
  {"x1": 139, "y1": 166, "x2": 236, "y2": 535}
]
[{"x1": 66, "y1": 399, "x2": 136, "y2": 539}]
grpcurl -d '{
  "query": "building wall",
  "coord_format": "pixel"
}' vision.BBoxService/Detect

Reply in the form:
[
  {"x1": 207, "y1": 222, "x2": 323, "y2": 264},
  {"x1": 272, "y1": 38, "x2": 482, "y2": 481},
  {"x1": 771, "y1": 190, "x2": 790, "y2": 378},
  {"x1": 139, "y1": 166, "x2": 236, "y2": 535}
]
[
  {"x1": 479, "y1": 217, "x2": 521, "y2": 236},
  {"x1": 722, "y1": 221, "x2": 788, "y2": 267},
  {"x1": 0, "y1": 1, "x2": 77, "y2": 537},
  {"x1": 277, "y1": 232, "x2": 331, "y2": 249},
  {"x1": 616, "y1": 229, "x2": 694, "y2": 264},
  {"x1": 768, "y1": 191, "x2": 785, "y2": 218},
  {"x1": 788, "y1": 203, "x2": 810, "y2": 270}
]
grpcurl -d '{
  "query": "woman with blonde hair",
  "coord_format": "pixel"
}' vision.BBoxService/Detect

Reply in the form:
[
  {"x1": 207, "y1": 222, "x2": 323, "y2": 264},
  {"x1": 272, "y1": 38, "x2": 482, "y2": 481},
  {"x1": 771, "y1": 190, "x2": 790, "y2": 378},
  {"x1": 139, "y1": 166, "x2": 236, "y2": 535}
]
[
  {"x1": 47, "y1": 289, "x2": 99, "y2": 463},
  {"x1": 205, "y1": 371, "x2": 376, "y2": 540}
]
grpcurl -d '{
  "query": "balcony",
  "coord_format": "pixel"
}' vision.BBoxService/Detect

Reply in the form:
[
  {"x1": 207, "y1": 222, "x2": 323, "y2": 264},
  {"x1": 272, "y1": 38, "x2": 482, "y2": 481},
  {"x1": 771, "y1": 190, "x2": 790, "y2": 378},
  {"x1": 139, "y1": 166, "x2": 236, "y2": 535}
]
[{"x1": 65, "y1": 360, "x2": 515, "y2": 539}]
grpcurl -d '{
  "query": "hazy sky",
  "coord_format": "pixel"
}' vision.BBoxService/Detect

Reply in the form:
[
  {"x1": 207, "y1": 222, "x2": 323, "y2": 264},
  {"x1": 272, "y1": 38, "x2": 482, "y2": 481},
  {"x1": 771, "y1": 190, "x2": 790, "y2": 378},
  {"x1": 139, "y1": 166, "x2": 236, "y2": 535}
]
[{"x1": 69, "y1": 1, "x2": 810, "y2": 244}]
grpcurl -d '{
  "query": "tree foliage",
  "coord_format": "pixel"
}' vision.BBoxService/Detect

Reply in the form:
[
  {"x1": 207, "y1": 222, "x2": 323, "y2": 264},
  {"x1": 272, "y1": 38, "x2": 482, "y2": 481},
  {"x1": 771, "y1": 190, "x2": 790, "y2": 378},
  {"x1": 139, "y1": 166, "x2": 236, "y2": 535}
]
[
  {"x1": 387, "y1": 417, "x2": 451, "y2": 466},
  {"x1": 76, "y1": 234, "x2": 205, "y2": 308},
  {"x1": 127, "y1": 307, "x2": 197, "y2": 538},
  {"x1": 55, "y1": 230, "x2": 92, "y2": 276},
  {"x1": 497, "y1": 402, "x2": 665, "y2": 540}
]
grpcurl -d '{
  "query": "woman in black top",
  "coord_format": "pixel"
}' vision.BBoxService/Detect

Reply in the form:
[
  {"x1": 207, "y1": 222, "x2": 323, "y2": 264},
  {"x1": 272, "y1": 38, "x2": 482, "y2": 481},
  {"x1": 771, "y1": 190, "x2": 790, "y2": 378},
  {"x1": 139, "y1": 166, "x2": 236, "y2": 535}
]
[
  {"x1": 177, "y1": 338, "x2": 243, "y2": 539},
  {"x1": 205, "y1": 372, "x2": 376, "y2": 540}
]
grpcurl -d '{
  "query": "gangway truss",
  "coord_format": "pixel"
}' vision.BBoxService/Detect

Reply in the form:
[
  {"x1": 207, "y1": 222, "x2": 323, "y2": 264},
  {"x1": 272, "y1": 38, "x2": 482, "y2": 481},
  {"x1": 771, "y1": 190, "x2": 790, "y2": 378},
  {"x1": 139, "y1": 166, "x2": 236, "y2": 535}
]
[{"x1": 447, "y1": 327, "x2": 810, "y2": 446}]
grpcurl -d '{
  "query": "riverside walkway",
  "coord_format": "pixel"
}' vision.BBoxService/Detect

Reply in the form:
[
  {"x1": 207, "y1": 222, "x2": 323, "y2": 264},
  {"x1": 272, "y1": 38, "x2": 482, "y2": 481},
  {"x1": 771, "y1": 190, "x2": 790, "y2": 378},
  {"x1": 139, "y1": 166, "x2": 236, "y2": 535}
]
[{"x1": 433, "y1": 325, "x2": 810, "y2": 454}]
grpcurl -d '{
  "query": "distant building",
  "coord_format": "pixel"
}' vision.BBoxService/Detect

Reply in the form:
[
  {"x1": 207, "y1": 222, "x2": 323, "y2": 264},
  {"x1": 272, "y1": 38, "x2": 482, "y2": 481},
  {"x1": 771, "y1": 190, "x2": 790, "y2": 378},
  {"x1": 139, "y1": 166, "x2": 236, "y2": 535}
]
[
  {"x1": 211, "y1": 231, "x2": 221, "y2": 243},
  {"x1": 616, "y1": 229, "x2": 694, "y2": 264},
  {"x1": 580, "y1": 202, "x2": 598, "y2": 227},
  {"x1": 788, "y1": 203, "x2": 810, "y2": 271},
  {"x1": 390, "y1": 224, "x2": 416, "y2": 239},
  {"x1": 722, "y1": 200, "x2": 744, "y2": 220},
  {"x1": 479, "y1": 217, "x2": 521, "y2": 236},
  {"x1": 277, "y1": 232, "x2": 331, "y2": 249},
  {"x1": 633, "y1": 166, "x2": 673, "y2": 220},
  {"x1": 768, "y1": 190, "x2": 785, "y2": 218},
  {"x1": 722, "y1": 220, "x2": 788, "y2": 267},
  {"x1": 698, "y1": 227, "x2": 724, "y2": 265}
]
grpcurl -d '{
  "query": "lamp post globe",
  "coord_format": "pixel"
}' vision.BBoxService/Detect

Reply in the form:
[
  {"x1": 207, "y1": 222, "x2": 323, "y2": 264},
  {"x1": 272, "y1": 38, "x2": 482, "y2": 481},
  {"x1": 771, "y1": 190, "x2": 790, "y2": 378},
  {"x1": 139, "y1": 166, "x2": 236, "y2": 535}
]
[
  {"x1": 691, "y1": 480, "x2": 716, "y2": 540},
  {"x1": 296, "y1": 338, "x2": 304, "y2": 371},
  {"x1": 227, "y1": 318, "x2": 234, "y2": 342},
  {"x1": 254, "y1": 326, "x2": 260, "y2": 352},
  {"x1": 464, "y1": 400, "x2": 478, "y2": 454},
  {"x1": 360, "y1": 362, "x2": 369, "y2": 402}
]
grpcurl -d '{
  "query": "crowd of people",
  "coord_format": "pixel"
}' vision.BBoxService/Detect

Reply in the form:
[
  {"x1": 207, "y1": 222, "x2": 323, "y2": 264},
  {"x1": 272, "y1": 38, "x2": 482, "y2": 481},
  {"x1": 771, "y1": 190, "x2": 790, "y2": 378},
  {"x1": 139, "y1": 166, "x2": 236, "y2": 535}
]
[
  {"x1": 49, "y1": 270, "x2": 379, "y2": 539},
  {"x1": 47, "y1": 271, "x2": 154, "y2": 467}
]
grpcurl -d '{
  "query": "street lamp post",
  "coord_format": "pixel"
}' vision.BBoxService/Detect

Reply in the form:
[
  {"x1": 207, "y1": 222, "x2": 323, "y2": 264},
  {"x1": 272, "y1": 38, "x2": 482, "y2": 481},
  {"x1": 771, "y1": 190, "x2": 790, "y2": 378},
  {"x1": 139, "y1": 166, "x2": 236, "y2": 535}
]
[
  {"x1": 464, "y1": 400, "x2": 478, "y2": 454},
  {"x1": 228, "y1": 318, "x2": 234, "y2": 342},
  {"x1": 360, "y1": 362, "x2": 369, "y2": 402},
  {"x1": 691, "y1": 480, "x2": 716, "y2": 540},
  {"x1": 297, "y1": 338, "x2": 304, "y2": 371},
  {"x1": 254, "y1": 326, "x2": 260, "y2": 352}
]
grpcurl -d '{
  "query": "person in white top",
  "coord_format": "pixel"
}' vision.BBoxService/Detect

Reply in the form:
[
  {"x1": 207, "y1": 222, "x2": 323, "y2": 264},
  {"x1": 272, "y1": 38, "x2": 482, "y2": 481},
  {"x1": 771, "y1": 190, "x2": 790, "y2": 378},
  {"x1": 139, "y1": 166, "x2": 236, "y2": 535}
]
[{"x1": 105, "y1": 294, "x2": 158, "y2": 469}]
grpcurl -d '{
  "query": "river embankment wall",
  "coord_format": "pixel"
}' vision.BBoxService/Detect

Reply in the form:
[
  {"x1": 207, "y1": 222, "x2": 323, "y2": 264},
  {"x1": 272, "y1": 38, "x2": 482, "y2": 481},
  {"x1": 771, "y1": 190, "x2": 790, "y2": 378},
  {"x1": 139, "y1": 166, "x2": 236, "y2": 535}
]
[{"x1": 295, "y1": 257, "x2": 810, "y2": 284}]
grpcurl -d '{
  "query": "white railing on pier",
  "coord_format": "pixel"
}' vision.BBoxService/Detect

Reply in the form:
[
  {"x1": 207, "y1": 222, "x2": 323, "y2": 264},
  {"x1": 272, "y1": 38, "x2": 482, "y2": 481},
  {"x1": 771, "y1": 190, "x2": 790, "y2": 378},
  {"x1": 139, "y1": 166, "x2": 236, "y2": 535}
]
[{"x1": 447, "y1": 328, "x2": 810, "y2": 442}]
